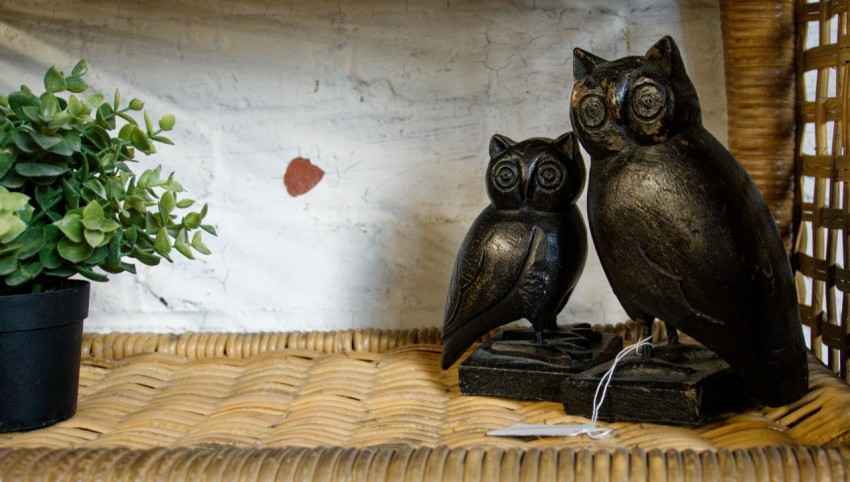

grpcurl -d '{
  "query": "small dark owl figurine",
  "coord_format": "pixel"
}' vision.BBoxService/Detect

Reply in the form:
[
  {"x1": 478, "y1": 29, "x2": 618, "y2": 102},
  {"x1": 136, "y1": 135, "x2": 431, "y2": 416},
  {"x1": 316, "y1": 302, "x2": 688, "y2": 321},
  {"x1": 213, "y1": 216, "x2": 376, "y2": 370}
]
[
  {"x1": 441, "y1": 133, "x2": 588, "y2": 369},
  {"x1": 570, "y1": 36, "x2": 808, "y2": 406}
]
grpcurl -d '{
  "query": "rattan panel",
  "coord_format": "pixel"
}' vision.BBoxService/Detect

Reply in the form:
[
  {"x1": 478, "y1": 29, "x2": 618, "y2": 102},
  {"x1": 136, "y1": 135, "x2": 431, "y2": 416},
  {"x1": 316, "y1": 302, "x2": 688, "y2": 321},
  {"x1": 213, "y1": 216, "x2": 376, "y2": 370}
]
[
  {"x1": 722, "y1": 0, "x2": 797, "y2": 244},
  {"x1": 793, "y1": 0, "x2": 850, "y2": 379}
]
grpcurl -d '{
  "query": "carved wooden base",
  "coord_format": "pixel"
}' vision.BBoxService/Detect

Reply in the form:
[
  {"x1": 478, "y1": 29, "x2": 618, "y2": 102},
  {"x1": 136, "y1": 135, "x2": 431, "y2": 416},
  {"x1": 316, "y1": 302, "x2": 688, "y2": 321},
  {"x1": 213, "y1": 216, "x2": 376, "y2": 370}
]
[
  {"x1": 561, "y1": 344, "x2": 749, "y2": 426},
  {"x1": 459, "y1": 324, "x2": 623, "y2": 402}
]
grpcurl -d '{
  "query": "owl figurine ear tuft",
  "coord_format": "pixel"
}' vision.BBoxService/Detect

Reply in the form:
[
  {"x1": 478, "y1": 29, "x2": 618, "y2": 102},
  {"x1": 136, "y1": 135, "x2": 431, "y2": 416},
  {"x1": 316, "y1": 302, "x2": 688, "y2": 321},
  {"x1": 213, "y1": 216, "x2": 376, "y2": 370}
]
[
  {"x1": 554, "y1": 132, "x2": 579, "y2": 160},
  {"x1": 489, "y1": 134, "x2": 516, "y2": 158},
  {"x1": 644, "y1": 35, "x2": 682, "y2": 78},
  {"x1": 573, "y1": 48, "x2": 606, "y2": 81}
]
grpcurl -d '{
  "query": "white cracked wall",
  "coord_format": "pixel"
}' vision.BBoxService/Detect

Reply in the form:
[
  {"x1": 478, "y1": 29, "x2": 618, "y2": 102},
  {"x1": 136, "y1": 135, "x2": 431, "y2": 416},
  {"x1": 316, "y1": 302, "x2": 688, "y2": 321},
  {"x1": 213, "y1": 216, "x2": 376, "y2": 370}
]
[{"x1": 0, "y1": 0, "x2": 726, "y2": 332}]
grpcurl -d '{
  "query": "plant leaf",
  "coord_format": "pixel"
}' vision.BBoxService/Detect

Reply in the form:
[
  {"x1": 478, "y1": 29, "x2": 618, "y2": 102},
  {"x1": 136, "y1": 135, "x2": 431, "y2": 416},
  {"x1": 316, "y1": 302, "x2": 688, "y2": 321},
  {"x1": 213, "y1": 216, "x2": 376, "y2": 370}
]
[
  {"x1": 154, "y1": 228, "x2": 171, "y2": 256},
  {"x1": 131, "y1": 246, "x2": 161, "y2": 266},
  {"x1": 88, "y1": 244, "x2": 108, "y2": 264},
  {"x1": 174, "y1": 229, "x2": 194, "y2": 260},
  {"x1": 106, "y1": 231, "x2": 121, "y2": 267},
  {"x1": 0, "y1": 216, "x2": 25, "y2": 244},
  {"x1": 191, "y1": 231, "x2": 211, "y2": 255},
  {"x1": 116, "y1": 111, "x2": 138, "y2": 126},
  {"x1": 39, "y1": 92, "x2": 59, "y2": 118},
  {"x1": 183, "y1": 212, "x2": 201, "y2": 229},
  {"x1": 55, "y1": 213, "x2": 84, "y2": 243},
  {"x1": 0, "y1": 172, "x2": 25, "y2": 189},
  {"x1": 51, "y1": 130, "x2": 81, "y2": 156},
  {"x1": 20, "y1": 105, "x2": 41, "y2": 124},
  {"x1": 6, "y1": 261, "x2": 42, "y2": 286},
  {"x1": 130, "y1": 126, "x2": 155, "y2": 155},
  {"x1": 75, "y1": 266, "x2": 108, "y2": 282},
  {"x1": 85, "y1": 93, "x2": 104, "y2": 109},
  {"x1": 44, "y1": 266, "x2": 75, "y2": 278},
  {"x1": 39, "y1": 225, "x2": 65, "y2": 269},
  {"x1": 44, "y1": 66, "x2": 67, "y2": 93},
  {"x1": 34, "y1": 185, "x2": 61, "y2": 211},
  {"x1": 15, "y1": 162, "x2": 68, "y2": 178},
  {"x1": 65, "y1": 76, "x2": 88, "y2": 93},
  {"x1": 0, "y1": 149, "x2": 15, "y2": 179},
  {"x1": 83, "y1": 179, "x2": 107, "y2": 200},
  {"x1": 8, "y1": 91, "x2": 38, "y2": 117},
  {"x1": 82, "y1": 215, "x2": 119, "y2": 233},
  {"x1": 13, "y1": 129, "x2": 40, "y2": 153},
  {"x1": 46, "y1": 112, "x2": 74, "y2": 131},
  {"x1": 124, "y1": 226, "x2": 138, "y2": 247},
  {"x1": 61, "y1": 178, "x2": 81, "y2": 209},
  {"x1": 39, "y1": 245, "x2": 64, "y2": 269},
  {"x1": 158, "y1": 202, "x2": 171, "y2": 227},
  {"x1": 151, "y1": 135, "x2": 174, "y2": 145},
  {"x1": 57, "y1": 237, "x2": 93, "y2": 262},
  {"x1": 161, "y1": 191, "x2": 175, "y2": 213},
  {"x1": 176, "y1": 198, "x2": 195, "y2": 209},
  {"x1": 15, "y1": 227, "x2": 44, "y2": 258},
  {"x1": 96, "y1": 103, "x2": 115, "y2": 129},
  {"x1": 144, "y1": 111, "x2": 153, "y2": 134},
  {"x1": 29, "y1": 130, "x2": 64, "y2": 150},
  {"x1": 0, "y1": 254, "x2": 16, "y2": 276},
  {"x1": 83, "y1": 124, "x2": 110, "y2": 150},
  {"x1": 83, "y1": 228, "x2": 105, "y2": 248},
  {"x1": 72, "y1": 59, "x2": 89, "y2": 77},
  {"x1": 82, "y1": 200, "x2": 104, "y2": 220}
]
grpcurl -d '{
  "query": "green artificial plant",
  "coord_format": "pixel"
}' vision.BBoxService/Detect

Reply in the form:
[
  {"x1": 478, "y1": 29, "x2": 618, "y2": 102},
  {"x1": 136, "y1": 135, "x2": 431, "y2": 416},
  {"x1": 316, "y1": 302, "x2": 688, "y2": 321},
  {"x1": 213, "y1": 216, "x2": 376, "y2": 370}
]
[{"x1": 0, "y1": 60, "x2": 213, "y2": 295}]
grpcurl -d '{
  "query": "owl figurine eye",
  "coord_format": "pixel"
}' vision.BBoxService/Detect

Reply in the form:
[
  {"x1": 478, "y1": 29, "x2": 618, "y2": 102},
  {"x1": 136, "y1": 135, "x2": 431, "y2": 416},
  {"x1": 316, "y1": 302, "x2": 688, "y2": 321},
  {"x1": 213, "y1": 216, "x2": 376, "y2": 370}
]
[
  {"x1": 535, "y1": 161, "x2": 564, "y2": 190},
  {"x1": 492, "y1": 160, "x2": 520, "y2": 191},
  {"x1": 578, "y1": 94, "x2": 607, "y2": 129},
  {"x1": 631, "y1": 80, "x2": 665, "y2": 120}
]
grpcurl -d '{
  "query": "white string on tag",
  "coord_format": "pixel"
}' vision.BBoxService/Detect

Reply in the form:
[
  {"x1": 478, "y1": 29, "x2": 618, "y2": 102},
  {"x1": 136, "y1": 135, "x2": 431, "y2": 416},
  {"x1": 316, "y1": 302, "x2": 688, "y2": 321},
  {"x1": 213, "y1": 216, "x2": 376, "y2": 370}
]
[
  {"x1": 589, "y1": 334, "x2": 654, "y2": 427},
  {"x1": 487, "y1": 335, "x2": 654, "y2": 440}
]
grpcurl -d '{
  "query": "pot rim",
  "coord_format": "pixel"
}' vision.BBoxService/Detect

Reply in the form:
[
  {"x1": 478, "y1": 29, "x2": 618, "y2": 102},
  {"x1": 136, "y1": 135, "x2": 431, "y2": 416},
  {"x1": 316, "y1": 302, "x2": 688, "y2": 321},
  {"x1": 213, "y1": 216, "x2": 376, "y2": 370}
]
[{"x1": 0, "y1": 279, "x2": 90, "y2": 333}]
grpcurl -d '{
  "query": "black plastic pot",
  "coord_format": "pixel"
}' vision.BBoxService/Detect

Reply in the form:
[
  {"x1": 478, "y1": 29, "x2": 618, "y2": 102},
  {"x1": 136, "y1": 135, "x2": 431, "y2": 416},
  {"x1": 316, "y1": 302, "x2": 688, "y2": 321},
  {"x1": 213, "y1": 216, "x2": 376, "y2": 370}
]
[{"x1": 0, "y1": 280, "x2": 90, "y2": 432}]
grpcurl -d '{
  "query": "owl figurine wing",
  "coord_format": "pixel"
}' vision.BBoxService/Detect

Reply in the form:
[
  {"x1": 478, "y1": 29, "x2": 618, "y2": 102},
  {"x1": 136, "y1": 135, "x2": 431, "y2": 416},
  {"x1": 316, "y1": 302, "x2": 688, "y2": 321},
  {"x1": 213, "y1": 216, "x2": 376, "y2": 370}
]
[{"x1": 441, "y1": 210, "x2": 548, "y2": 369}]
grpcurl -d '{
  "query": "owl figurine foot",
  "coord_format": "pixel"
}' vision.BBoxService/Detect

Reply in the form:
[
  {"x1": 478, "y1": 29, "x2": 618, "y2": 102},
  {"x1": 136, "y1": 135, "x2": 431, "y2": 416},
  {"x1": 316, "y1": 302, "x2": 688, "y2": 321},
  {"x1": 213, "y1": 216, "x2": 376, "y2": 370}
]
[{"x1": 460, "y1": 324, "x2": 623, "y2": 402}]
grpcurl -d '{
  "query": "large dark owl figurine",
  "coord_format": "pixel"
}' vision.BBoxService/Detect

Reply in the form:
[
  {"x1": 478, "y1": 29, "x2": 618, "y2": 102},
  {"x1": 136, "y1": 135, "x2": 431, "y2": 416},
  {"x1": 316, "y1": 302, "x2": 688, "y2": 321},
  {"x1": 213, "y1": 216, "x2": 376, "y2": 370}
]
[
  {"x1": 570, "y1": 36, "x2": 808, "y2": 406},
  {"x1": 441, "y1": 133, "x2": 587, "y2": 369}
]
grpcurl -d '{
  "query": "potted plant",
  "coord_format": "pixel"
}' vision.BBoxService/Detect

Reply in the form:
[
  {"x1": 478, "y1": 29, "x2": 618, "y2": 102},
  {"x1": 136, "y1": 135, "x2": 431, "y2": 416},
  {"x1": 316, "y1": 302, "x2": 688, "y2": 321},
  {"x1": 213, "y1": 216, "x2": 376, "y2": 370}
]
[{"x1": 0, "y1": 60, "x2": 213, "y2": 431}]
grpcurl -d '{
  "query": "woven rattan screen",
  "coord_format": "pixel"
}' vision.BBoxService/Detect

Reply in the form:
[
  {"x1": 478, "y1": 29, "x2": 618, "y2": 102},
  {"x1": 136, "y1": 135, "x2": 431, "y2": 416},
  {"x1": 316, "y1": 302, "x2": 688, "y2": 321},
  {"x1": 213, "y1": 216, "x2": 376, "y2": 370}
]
[{"x1": 793, "y1": 0, "x2": 850, "y2": 379}]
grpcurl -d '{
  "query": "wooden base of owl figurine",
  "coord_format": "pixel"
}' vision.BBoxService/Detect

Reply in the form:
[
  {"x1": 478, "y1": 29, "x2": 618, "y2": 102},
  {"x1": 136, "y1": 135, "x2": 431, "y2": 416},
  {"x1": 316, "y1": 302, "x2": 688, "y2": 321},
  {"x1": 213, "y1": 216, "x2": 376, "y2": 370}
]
[
  {"x1": 459, "y1": 323, "x2": 623, "y2": 402},
  {"x1": 561, "y1": 343, "x2": 749, "y2": 426}
]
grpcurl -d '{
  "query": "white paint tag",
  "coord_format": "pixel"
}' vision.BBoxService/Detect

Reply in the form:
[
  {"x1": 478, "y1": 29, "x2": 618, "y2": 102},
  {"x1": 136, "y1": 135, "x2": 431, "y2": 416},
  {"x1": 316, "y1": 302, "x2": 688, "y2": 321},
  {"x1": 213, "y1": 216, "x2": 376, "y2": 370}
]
[{"x1": 487, "y1": 423, "x2": 612, "y2": 439}]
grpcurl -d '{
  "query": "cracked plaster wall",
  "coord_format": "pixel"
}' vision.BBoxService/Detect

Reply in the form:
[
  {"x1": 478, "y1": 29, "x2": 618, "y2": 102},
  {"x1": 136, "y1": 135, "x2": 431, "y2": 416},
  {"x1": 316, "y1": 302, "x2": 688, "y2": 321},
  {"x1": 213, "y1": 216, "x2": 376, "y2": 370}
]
[{"x1": 0, "y1": 0, "x2": 726, "y2": 332}]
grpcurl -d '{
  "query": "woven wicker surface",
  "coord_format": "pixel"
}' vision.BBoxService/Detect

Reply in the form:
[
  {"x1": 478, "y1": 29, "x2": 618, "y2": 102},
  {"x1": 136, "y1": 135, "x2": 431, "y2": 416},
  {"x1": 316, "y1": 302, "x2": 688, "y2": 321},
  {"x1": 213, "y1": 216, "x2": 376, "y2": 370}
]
[
  {"x1": 0, "y1": 326, "x2": 848, "y2": 480},
  {"x1": 0, "y1": 325, "x2": 848, "y2": 452},
  {"x1": 0, "y1": 446, "x2": 848, "y2": 482}
]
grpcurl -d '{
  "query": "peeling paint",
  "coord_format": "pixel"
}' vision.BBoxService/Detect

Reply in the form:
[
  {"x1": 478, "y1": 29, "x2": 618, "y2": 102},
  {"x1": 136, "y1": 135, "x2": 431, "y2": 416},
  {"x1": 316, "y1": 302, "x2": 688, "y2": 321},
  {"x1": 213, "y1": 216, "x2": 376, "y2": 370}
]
[{"x1": 285, "y1": 157, "x2": 325, "y2": 197}]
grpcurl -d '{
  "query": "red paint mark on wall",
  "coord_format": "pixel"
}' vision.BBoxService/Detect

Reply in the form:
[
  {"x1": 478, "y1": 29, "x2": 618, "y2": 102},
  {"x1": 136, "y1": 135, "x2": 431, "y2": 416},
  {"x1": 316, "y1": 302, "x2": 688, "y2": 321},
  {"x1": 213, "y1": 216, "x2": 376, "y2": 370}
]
[{"x1": 284, "y1": 157, "x2": 325, "y2": 197}]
